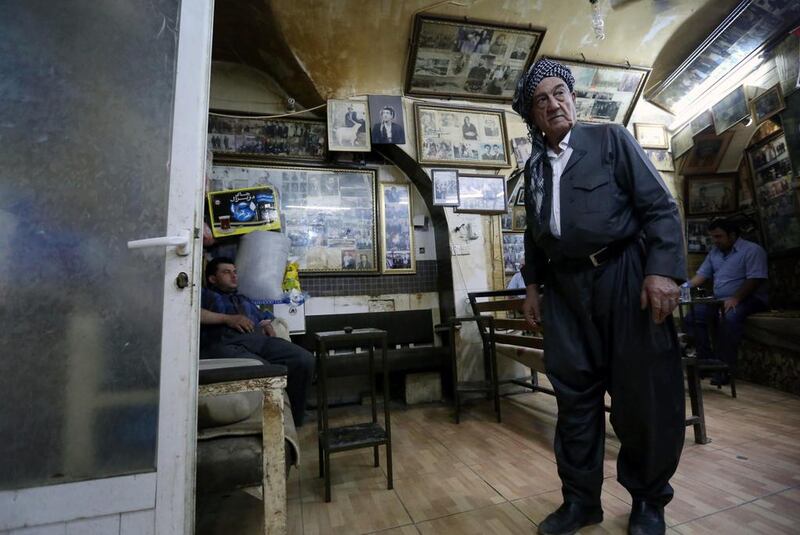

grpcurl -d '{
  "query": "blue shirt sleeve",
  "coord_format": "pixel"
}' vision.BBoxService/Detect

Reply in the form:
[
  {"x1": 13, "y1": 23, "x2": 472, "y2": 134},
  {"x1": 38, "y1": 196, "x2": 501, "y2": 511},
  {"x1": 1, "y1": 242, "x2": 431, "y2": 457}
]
[
  {"x1": 744, "y1": 244, "x2": 768, "y2": 279},
  {"x1": 697, "y1": 253, "x2": 714, "y2": 279}
]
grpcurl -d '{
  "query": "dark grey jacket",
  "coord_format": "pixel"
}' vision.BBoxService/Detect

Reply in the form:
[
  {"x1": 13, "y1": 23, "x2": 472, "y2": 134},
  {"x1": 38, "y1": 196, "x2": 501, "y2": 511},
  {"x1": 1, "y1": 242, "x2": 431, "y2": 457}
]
[{"x1": 520, "y1": 122, "x2": 687, "y2": 285}]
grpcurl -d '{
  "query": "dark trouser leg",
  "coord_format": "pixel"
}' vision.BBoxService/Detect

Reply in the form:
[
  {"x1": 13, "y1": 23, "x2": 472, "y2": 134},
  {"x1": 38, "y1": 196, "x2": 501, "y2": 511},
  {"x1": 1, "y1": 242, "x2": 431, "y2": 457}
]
[
  {"x1": 596, "y1": 245, "x2": 685, "y2": 507},
  {"x1": 544, "y1": 272, "x2": 607, "y2": 508},
  {"x1": 714, "y1": 297, "x2": 767, "y2": 369},
  {"x1": 202, "y1": 333, "x2": 315, "y2": 427},
  {"x1": 683, "y1": 305, "x2": 712, "y2": 360}
]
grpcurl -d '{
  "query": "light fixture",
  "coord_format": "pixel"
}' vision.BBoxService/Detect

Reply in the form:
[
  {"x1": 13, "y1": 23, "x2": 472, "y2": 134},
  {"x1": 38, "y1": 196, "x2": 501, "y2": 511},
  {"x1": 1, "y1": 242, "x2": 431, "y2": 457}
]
[{"x1": 590, "y1": 0, "x2": 606, "y2": 41}]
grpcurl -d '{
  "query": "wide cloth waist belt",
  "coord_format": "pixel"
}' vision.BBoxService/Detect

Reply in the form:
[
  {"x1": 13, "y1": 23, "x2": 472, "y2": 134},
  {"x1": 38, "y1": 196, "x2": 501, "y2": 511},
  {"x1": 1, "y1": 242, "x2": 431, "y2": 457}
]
[{"x1": 551, "y1": 234, "x2": 640, "y2": 272}]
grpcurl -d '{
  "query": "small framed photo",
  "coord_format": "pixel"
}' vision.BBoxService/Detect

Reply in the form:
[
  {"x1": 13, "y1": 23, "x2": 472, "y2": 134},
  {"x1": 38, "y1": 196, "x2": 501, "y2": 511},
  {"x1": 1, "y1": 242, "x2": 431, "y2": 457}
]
[
  {"x1": 671, "y1": 123, "x2": 694, "y2": 159},
  {"x1": 750, "y1": 84, "x2": 786, "y2": 126},
  {"x1": 711, "y1": 85, "x2": 749, "y2": 135},
  {"x1": 501, "y1": 210, "x2": 513, "y2": 231},
  {"x1": 643, "y1": 148, "x2": 675, "y2": 172},
  {"x1": 454, "y1": 173, "x2": 507, "y2": 214},
  {"x1": 686, "y1": 218, "x2": 713, "y2": 253},
  {"x1": 512, "y1": 205, "x2": 527, "y2": 230},
  {"x1": 502, "y1": 232, "x2": 525, "y2": 274},
  {"x1": 515, "y1": 187, "x2": 526, "y2": 205},
  {"x1": 682, "y1": 131, "x2": 733, "y2": 175},
  {"x1": 327, "y1": 99, "x2": 371, "y2": 152},
  {"x1": 379, "y1": 183, "x2": 416, "y2": 274},
  {"x1": 368, "y1": 95, "x2": 406, "y2": 145},
  {"x1": 634, "y1": 123, "x2": 669, "y2": 149},
  {"x1": 685, "y1": 174, "x2": 737, "y2": 216},
  {"x1": 431, "y1": 168, "x2": 460, "y2": 206},
  {"x1": 511, "y1": 136, "x2": 532, "y2": 167}
]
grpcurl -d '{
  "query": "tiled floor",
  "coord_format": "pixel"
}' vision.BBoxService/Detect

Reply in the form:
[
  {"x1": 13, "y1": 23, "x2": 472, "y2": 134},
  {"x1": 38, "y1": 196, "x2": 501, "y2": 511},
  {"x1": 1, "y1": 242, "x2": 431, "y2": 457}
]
[{"x1": 196, "y1": 378, "x2": 800, "y2": 534}]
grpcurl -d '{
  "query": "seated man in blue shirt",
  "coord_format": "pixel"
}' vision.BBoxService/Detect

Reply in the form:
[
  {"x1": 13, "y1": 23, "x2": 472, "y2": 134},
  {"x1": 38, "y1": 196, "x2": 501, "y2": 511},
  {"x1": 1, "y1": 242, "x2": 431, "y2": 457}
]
[
  {"x1": 683, "y1": 219, "x2": 768, "y2": 385},
  {"x1": 201, "y1": 256, "x2": 315, "y2": 426}
]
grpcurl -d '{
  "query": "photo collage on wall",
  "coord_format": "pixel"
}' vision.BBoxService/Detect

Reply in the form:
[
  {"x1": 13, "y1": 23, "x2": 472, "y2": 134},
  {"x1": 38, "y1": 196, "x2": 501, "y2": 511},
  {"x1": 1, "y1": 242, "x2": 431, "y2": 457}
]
[
  {"x1": 210, "y1": 163, "x2": 379, "y2": 273},
  {"x1": 208, "y1": 114, "x2": 326, "y2": 160}
]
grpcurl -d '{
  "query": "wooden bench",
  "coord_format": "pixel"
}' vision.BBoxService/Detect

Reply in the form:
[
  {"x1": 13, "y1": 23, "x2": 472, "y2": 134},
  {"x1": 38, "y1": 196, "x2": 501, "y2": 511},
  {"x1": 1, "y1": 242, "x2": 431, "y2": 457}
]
[{"x1": 457, "y1": 288, "x2": 710, "y2": 444}]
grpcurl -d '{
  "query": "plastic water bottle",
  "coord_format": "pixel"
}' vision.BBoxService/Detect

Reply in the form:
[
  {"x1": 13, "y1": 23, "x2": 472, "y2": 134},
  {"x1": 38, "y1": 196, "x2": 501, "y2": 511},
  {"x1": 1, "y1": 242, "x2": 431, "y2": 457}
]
[{"x1": 680, "y1": 282, "x2": 691, "y2": 303}]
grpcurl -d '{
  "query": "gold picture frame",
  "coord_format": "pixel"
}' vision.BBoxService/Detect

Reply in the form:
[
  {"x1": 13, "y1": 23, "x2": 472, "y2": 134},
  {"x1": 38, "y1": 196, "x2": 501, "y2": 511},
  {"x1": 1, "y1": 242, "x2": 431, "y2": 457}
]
[{"x1": 379, "y1": 183, "x2": 416, "y2": 274}]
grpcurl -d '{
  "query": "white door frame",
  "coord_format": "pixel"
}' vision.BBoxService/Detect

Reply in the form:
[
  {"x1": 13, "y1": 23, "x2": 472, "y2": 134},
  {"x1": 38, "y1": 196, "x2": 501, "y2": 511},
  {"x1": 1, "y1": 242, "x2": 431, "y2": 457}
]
[
  {"x1": 0, "y1": 1, "x2": 214, "y2": 532},
  {"x1": 155, "y1": 0, "x2": 215, "y2": 533}
]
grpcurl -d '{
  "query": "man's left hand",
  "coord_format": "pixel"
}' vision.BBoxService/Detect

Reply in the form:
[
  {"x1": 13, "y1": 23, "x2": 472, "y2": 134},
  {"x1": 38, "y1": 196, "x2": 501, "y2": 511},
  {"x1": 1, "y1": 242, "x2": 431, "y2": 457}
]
[
  {"x1": 259, "y1": 320, "x2": 276, "y2": 337},
  {"x1": 640, "y1": 275, "x2": 680, "y2": 324},
  {"x1": 723, "y1": 297, "x2": 739, "y2": 314}
]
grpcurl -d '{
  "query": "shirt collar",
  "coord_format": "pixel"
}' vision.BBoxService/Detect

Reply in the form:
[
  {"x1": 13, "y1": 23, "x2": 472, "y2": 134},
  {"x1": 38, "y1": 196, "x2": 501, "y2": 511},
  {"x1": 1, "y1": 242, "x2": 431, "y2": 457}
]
[{"x1": 546, "y1": 130, "x2": 571, "y2": 158}]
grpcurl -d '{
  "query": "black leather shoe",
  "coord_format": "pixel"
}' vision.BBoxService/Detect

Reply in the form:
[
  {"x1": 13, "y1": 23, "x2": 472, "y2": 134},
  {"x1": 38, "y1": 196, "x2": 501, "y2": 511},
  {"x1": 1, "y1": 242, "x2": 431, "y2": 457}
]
[
  {"x1": 537, "y1": 502, "x2": 603, "y2": 535},
  {"x1": 628, "y1": 501, "x2": 665, "y2": 535}
]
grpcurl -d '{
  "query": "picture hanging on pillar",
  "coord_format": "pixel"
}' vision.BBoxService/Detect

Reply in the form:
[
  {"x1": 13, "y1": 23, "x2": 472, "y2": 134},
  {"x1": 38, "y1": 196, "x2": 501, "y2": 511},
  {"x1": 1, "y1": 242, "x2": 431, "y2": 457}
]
[
  {"x1": 502, "y1": 232, "x2": 525, "y2": 274},
  {"x1": 405, "y1": 15, "x2": 546, "y2": 102},
  {"x1": 750, "y1": 84, "x2": 785, "y2": 126},
  {"x1": 327, "y1": 99, "x2": 371, "y2": 152},
  {"x1": 210, "y1": 162, "x2": 379, "y2": 274},
  {"x1": 414, "y1": 103, "x2": 511, "y2": 168},
  {"x1": 681, "y1": 131, "x2": 733, "y2": 175},
  {"x1": 454, "y1": 173, "x2": 507, "y2": 214},
  {"x1": 430, "y1": 168, "x2": 460, "y2": 206},
  {"x1": 379, "y1": 183, "x2": 416, "y2": 274},
  {"x1": 546, "y1": 56, "x2": 650, "y2": 126},
  {"x1": 207, "y1": 112, "x2": 327, "y2": 161}
]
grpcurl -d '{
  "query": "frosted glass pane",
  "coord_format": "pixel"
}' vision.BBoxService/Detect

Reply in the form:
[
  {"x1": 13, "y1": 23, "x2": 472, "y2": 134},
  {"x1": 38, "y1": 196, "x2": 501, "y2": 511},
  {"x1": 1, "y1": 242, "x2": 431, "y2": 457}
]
[{"x1": 0, "y1": 0, "x2": 179, "y2": 490}]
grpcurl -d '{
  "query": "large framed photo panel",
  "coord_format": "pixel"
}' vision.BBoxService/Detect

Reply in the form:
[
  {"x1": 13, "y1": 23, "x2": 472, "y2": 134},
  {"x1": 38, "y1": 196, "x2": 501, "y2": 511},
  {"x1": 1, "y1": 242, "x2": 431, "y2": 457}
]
[
  {"x1": 380, "y1": 183, "x2": 416, "y2": 274},
  {"x1": 415, "y1": 103, "x2": 510, "y2": 167},
  {"x1": 455, "y1": 173, "x2": 507, "y2": 214},
  {"x1": 684, "y1": 174, "x2": 737, "y2": 216},
  {"x1": 406, "y1": 15, "x2": 545, "y2": 102},
  {"x1": 208, "y1": 112, "x2": 327, "y2": 161},
  {"x1": 210, "y1": 163, "x2": 379, "y2": 274},
  {"x1": 548, "y1": 57, "x2": 649, "y2": 125}
]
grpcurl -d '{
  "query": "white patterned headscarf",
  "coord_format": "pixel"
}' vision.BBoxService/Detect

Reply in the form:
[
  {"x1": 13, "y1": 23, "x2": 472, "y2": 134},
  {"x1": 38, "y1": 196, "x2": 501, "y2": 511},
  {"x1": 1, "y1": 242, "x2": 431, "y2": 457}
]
[{"x1": 511, "y1": 58, "x2": 575, "y2": 219}]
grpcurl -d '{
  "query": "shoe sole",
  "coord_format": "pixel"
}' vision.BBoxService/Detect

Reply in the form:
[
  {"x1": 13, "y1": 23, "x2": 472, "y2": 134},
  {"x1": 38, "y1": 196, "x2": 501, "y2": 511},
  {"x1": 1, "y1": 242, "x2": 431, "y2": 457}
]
[{"x1": 537, "y1": 514, "x2": 604, "y2": 535}]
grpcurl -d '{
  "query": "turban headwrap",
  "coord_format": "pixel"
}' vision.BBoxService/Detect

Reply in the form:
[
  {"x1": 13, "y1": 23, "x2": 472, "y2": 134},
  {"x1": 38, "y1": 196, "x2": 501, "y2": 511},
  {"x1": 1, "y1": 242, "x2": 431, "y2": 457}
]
[{"x1": 511, "y1": 58, "x2": 575, "y2": 222}]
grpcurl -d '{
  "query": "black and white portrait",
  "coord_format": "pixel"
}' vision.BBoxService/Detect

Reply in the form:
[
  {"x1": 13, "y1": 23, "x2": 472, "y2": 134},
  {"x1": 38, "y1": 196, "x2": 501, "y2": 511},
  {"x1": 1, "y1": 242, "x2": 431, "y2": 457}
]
[{"x1": 368, "y1": 95, "x2": 406, "y2": 145}]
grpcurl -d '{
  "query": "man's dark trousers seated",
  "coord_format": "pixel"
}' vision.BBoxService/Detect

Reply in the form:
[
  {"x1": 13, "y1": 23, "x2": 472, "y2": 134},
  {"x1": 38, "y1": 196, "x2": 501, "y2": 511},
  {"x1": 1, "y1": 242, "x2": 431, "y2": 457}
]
[
  {"x1": 201, "y1": 256, "x2": 315, "y2": 427},
  {"x1": 201, "y1": 331, "x2": 314, "y2": 426}
]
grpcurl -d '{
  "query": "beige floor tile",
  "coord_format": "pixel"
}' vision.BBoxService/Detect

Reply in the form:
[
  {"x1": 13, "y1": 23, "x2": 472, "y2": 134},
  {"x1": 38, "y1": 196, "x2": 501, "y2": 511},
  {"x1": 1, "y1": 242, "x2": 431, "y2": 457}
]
[
  {"x1": 470, "y1": 451, "x2": 562, "y2": 500},
  {"x1": 301, "y1": 486, "x2": 411, "y2": 535},
  {"x1": 671, "y1": 501, "x2": 799, "y2": 534},
  {"x1": 393, "y1": 463, "x2": 505, "y2": 522},
  {"x1": 416, "y1": 502, "x2": 535, "y2": 534}
]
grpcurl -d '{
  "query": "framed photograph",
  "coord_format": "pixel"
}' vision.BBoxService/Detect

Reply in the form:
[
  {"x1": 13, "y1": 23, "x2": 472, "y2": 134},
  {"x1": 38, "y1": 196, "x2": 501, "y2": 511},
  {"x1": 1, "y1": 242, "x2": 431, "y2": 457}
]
[
  {"x1": 773, "y1": 32, "x2": 800, "y2": 98},
  {"x1": 711, "y1": 85, "x2": 749, "y2": 135},
  {"x1": 686, "y1": 218, "x2": 713, "y2": 253},
  {"x1": 737, "y1": 159, "x2": 755, "y2": 210},
  {"x1": 405, "y1": 14, "x2": 545, "y2": 102},
  {"x1": 368, "y1": 95, "x2": 406, "y2": 145},
  {"x1": 511, "y1": 136, "x2": 532, "y2": 168},
  {"x1": 685, "y1": 175, "x2": 737, "y2": 216},
  {"x1": 501, "y1": 210, "x2": 513, "y2": 231},
  {"x1": 756, "y1": 186, "x2": 800, "y2": 254},
  {"x1": 454, "y1": 173, "x2": 507, "y2": 214},
  {"x1": 379, "y1": 183, "x2": 415, "y2": 274},
  {"x1": 682, "y1": 131, "x2": 733, "y2": 175},
  {"x1": 548, "y1": 56, "x2": 650, "y2": 126},
  {"x1": 502, "y1": 232, "x2": 525, "y2": 274},
  {"x1": 431, "y1": 168, "x2": 460, "y2": 206},
  {"x1": 751, "y1": 84, "x2": 786, "y2": 126},
  {"x1": 671, "y1": 123, "x2": 695, "y2": 159},
  {"x1": 643, "y1": 149, "x2": 675, "y2": 172},
  {"x1": 645, "y1": 0, "x2": 800, "y2": 113},
  {"x1": 512, "y1": 205, "x2": 527, "y2": 231},
  {"x1": 210, "y1": 163, "x2": 378, "y2": 274},
  {"x1": 327, "y1": 99, "x2": 371, "y2": 152},
  {"x1": 207, "y1": 112, "x2": 327, "y2": 161},
  {"x1": 780, "y1": 89, "x2": 800, "y2": 180},
  {"x1": 515, "y1": 187, "x2": 525, "y2": 206},
  {"x1": 414, "y1": 103, "x2": 511, "y2": 168},
  {"x1": 634, "y1": 123, "x2": 668, "y2": 149},
  {"x1": 690, "y1": 111, "x2": 714, "y2": 135},
  {"x1": 746, "y1": 131, "x2": 792, "y2": 190}
]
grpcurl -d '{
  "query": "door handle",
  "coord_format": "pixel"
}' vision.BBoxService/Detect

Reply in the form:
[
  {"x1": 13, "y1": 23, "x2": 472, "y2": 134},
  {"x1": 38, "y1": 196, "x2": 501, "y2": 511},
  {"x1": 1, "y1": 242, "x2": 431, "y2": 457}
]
[{"x1": 127, "y1": 231, "x2": 191, "y2": 256}]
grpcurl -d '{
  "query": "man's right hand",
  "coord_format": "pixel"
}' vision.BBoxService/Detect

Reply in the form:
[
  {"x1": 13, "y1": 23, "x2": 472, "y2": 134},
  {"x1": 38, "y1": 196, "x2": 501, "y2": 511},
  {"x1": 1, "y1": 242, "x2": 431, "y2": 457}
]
[
  {"x1": 522, "y1": 285, "x2": 541, "y2": 329},
  {"x1": 224, "y1": 314, "x2": 255, "y2": 333}
]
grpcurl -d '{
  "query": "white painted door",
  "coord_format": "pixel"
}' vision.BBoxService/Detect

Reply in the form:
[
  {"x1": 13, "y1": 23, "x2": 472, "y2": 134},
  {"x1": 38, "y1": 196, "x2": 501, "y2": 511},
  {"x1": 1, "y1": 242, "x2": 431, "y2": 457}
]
[{"x1": 0, "y1": 1, "x2": 213, "y2": 533}]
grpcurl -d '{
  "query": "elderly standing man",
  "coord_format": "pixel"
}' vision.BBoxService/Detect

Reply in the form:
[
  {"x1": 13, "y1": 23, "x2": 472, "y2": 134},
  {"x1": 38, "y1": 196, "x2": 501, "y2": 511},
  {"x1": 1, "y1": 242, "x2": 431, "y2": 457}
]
[{"x1": 512, "y1": 59, "x2": 687, "y2": 535}]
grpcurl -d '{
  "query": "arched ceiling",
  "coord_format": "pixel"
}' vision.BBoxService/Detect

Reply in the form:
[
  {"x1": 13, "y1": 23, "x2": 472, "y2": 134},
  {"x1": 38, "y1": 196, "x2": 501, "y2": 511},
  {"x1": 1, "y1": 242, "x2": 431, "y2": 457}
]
[{"x1": 213, "y1": 0, "x2": 743, "y2": 110}]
